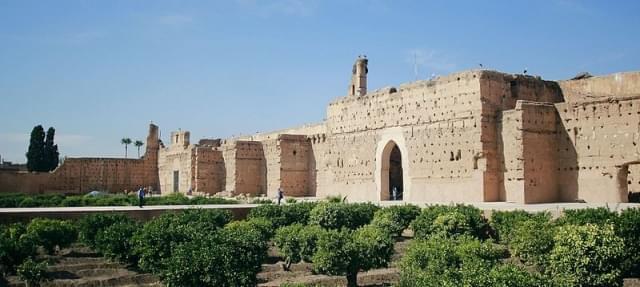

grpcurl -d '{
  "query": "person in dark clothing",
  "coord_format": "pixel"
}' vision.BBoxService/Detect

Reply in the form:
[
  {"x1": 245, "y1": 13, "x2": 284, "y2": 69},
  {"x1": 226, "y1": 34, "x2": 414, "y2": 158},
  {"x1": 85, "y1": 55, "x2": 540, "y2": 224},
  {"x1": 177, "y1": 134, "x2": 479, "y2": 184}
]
[
  {"x1": 277, "y1": 187, "x2": 284, "y2": 205},
  {"x1": 137, "y1": 187, "x2": 145, "y2": 208}
]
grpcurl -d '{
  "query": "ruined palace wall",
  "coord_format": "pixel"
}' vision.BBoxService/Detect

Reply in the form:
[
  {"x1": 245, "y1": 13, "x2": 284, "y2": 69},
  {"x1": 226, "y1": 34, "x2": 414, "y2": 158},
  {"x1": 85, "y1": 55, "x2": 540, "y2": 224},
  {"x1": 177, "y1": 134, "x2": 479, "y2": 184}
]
[
  {"x1": 558, "y1": 72, "x2": 640, "y2": 103},
  {"x1": 0, "y1": 125, "x2": 159, "y2": 194},
  {"x1": 221, "y1": 141, "x2": 265, "y2": 196},
  {"x1": 278, "y1": 135, "x2": 311, "y2": 197},
  {"x1": 501, "y1": 101, "x2": 558, "y2": 203},
  {"x1": 322, "y1": 71, "x2": 487, "y2": 202},
  {"x1": 554, "y1": 73, "x2": 640, "y2": 202},
  {"x1": 480, "y1": 72, "x2": 564, "y2": 202},
  {"x1": 158, "y1": 145, "x2": 193, "y2": 194},
  {"x1": 193, "y1": 147, "x2": 224, "y2": 195}
]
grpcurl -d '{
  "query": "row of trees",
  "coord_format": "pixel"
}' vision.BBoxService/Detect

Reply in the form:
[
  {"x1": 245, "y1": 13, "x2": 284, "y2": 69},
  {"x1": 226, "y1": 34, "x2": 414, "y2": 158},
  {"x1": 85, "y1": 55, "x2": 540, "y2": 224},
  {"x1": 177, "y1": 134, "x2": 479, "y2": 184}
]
[
  {"x1": 26, "y1": 125, "x2": 59, "y2": 172},
  {"x1": 120, "y1": 138, "x2": 144, "y2": 158}
]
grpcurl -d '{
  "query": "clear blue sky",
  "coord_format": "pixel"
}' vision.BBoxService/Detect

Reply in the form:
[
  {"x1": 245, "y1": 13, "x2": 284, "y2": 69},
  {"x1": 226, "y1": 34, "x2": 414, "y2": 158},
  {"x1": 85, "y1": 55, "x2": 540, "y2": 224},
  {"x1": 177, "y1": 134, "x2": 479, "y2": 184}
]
[{"x1": 1, "y1": 0, "x2": 639, "y2": 163}]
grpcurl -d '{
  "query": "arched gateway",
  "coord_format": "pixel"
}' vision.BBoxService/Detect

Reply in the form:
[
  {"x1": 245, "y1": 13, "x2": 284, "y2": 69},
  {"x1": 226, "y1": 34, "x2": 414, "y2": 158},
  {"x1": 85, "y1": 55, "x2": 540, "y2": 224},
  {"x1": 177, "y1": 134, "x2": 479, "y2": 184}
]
[{"x1": 380, "y1": 141, "x2": 403, "y2": 201}]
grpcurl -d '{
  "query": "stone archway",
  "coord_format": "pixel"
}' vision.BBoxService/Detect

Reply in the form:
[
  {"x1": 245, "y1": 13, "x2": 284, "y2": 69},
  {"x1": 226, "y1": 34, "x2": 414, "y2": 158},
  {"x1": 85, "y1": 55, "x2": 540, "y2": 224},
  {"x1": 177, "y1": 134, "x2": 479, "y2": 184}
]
[{"x1": 381, "y1": 141, "x2": 403, "y2": 201}]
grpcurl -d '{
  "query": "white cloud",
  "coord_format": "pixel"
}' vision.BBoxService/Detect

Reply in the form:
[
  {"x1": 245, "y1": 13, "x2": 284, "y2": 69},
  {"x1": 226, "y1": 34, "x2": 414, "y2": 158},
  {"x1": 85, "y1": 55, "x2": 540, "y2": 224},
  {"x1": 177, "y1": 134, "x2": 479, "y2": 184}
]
[{"x1": 235, "y1": 0, "x2": 318, "y2": 17}]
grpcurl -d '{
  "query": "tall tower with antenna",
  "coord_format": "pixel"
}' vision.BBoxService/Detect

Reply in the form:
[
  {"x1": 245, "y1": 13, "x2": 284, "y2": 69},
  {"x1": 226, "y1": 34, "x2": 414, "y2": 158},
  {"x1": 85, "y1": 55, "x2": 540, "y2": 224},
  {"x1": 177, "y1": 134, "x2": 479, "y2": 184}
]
[{"x1": 348, "y1": 55, "x2": 368, "y2": 97}]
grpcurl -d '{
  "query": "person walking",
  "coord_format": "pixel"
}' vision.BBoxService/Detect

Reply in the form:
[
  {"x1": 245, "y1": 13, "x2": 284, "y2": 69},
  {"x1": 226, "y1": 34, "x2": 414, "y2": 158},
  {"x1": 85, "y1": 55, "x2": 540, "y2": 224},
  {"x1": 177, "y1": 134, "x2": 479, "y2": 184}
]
[
  {"x1": 137, "y1": 187, "x2": 145, "y2": 208},
  {"x1": 392, "y1": 186, "x2": 398, "y2": 201},
  {"x1": 277, "y1": 187, "x2": 284, "y2": 205}
]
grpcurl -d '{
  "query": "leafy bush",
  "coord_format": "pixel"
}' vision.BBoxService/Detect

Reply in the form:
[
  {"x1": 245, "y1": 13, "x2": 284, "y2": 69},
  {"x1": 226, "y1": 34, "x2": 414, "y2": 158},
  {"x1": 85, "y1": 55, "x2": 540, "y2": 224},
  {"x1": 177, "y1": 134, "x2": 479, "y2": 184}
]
[
  {"x1": 248, "y1": 202, "x2": 318, "y2": 228},
  {"x1": 251, "y1": 197, "x2": 273, "y2": 204},
  {"x1": 243, "y1": 217, "x2": 275, "y2": 242},
  {"x1": 432, "y1": 211, "x2": 474, "y2": 238},
  {"x1": 484, "y1": 264, "x2": 551, "y2": 287},
  {"x1": 0, "y1": 223, "x2": 38, "y2": 275},
  {"x1": 509, "y1": 219, "x2": 555, "y2": 267},
  {"x1": 162, "y1": 218, "x2": 269, "y2": 287},
  {"x1": 548, "y1": 224, "x2": 624, "y2": 287},
  {"x1": 383, "y1": 204, "x2": 421, "y2": 229},
  {"x1": 308, "y1": 202, "x2": 378, "y2": 230},
  {"x1": 398, "y1": 235, "x2": 507, "y2": 287},
  {"x1": 411, "y1": 205, "x2": 487, "y2": 240},
  {"x1": 217, "y1": 220, "x2": 269, "y2": 286},
  {"x1": 617, "y1": 208, "x2": 640, "y2": 277},
  {"x1": 160, "y1": 233, "x2": 226, "y2": 287},
  {"x1": 298, "y1": 225, "x2": 324, "y2": 262},
  {"x1": 94, "y1": 221, "x2": 140, "y2": 264},
  {"x1": 489, "y1": 210, "x2": 551, "y2": 243},
  {"x1": 312, "y1": 225, "x2": 394, "y2": 287},
  {"x1": 556, "y1": 207, "x2": 617, "y2": 226},
  {"x1": 26, "y1": 218, "x2": 77, "y2": 254},
  {"x1": 274, "y1": 224, "x2": 305, "y2": 270},
  {"x1": 285, "y1": 197, "x2": 298, "y2": 204},
  {"x1": 77, "y1": 213, "x2": 131, "y2": 247},
  {"x1": 16, "y1": 258, "x2": 48, "y2": 287},
  {"x1": 133, "y1": 209, "x2": 231, "y2": 273},
  {"x1": 325, "y1": 195, "x2": 346, "y2": 203},
  {"x1": 248, "y1": 204, "x2": 287, "y2": 227}
]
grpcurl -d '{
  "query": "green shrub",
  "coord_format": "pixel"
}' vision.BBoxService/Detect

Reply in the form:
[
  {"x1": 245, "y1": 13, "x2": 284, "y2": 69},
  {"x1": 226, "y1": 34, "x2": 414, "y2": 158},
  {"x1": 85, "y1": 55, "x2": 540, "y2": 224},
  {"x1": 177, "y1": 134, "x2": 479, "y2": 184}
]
[
  {"x1": 218, "y1": 219, "x2": 269, "y2": 286},
  {"x1": 250, "y1": 197, "x2": 273, "y2": 204},
  {"x1": 248, "y1": 204, "x2": 287, "y2": 227},
  {"x1": 249, "y1": 202, "x2": 319, "y2": 228},
  {"x1": 298, "y1": 225, "x2": 324, "y2": 262},
  {"x1": 243, "y1": 217, "x2": 275, "y2": 242},
  {"x1": 617, "y1": 208, "x2": 640, "y2": 277},
  {"x1": 160, "y1": 233, "x2": 226, "y2": 287},
  {"x1": 325, "y1": 195, "x2": 346, "y2": 203},
  {"x1": 308, "y1": 202, "x2": 378, "y2": 230},
  {"x1": 0, "y1": 223, "x2": 38, "y2": 275},
  {"x1": 274, "y1": 224, "x2": 305, "y2": 270},
  {"x1": 16, "y1": 258, "x2": 48, "y2": 287},
  {"x1": 548, "y1": 224, "x2": 624, "y2": 287},
  {"x1": 26, "y1": 218, "x2": 77, "y2": 254},
  {"x1": 432, "y1": 211, "x2": 474, "y2": 238},
  {"x1": 509, "y1": 219, "x2": 555, "y2": 267},
  {"x1": 77, "y1": 213, "x2": 131, "y2": 247},
  {"x1": 133, "y1": 209, "x2": 231, "y2": 273},
  {"x1": 411, "y1": 205, "x2": 487, "y2": 240},
  {"x1": 282, "y1": 202, "x2": 318, "y2": 226},
  {"x1": 556, "y1": 207, "x2": 617, "y2": 226},
  {"x1": 398, "y1": 235, "x2": 506, "y2": 287},
  {"x1": 489, "y1": 210, "x2": 551, "y2": 243},
  {"x1": 484, "y1": 264, "x2": 551, "y2": 287},
  {"x1": 312, "y1": 225, "x2": 394, "y2": 287},
  {"x1": 285, "y1": 197, "x2": 298, "y2": 204},
  {"x1": 94, "y1": 221, "x2": 140, "y2": 264},
  {"x1": 59, "y1": 196, "x2": 85, "y2": 207}
]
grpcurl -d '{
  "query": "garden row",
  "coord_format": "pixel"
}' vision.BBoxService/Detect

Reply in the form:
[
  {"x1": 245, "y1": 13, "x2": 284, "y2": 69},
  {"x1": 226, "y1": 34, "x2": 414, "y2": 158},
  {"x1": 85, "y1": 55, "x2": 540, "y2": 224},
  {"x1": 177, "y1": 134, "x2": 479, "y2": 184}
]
[
  {"x1": 0, "y1": 192, "x2": 236, "y2": 208},
  {"x1": 2, "y1": 201, "x2": 640, "y2": 287}
]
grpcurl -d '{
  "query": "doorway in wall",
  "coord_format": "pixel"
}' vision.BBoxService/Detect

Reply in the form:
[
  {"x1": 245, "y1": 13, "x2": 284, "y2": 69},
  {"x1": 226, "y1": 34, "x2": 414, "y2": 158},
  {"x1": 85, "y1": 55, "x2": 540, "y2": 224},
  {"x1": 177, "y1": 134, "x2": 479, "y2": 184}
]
[
  {"x1": 381, "y1": 141, "x2": 403, "y2": 200},
  {"x1": 173, "y1": 170, "x2": 179, "y2": 193}
]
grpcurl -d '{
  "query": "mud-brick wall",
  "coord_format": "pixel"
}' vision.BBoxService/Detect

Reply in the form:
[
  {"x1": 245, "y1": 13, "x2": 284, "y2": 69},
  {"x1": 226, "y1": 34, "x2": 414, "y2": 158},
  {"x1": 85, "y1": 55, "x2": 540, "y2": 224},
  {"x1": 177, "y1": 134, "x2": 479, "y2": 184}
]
[
  {"x1": 193, "y1": 147, "x2": 224, "y2": 195},
  {"x1": 501, "y1": 101, "x2": 558, "y2": 203},
  {"x1": 278, "y1": 135, "x2": 311, "y2": 197},
  {"x1": 230, "y1": 141, "x2": 266, "y2": 196}
]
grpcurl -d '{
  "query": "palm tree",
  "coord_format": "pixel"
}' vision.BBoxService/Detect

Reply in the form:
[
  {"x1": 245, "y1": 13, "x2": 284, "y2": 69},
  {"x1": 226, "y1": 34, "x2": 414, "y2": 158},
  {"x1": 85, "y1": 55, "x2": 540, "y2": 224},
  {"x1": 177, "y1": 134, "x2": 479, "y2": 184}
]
[
  {"x1": 134, "y1": 140, "x2": 144, "y2": 158},
  {"x1": 121, "y1": 138, "x2": 132, "y2": 158}
]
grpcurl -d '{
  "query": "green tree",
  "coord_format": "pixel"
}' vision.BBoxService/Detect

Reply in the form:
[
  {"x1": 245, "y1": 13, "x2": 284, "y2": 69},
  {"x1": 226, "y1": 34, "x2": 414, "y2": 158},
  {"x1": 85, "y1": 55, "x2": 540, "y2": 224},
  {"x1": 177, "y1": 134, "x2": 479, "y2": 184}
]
[
  {"x1": 121, "y1": 138, "x2": 132, "y2": 158},
  {"x1": 134, "y1": 140, "x2": 144, "y2": 158},
  {"x1": 26, "y1": 125, "x2": 46, "y2": 172},
  {"x1": 548, "y1": 224, "x2": 624, "y2": 287},
  {"x1": 312, "y1": 225, "x2": 394, "y2": 287},
  {"x1": 43, "y1": 127, "x2": 59, "y2": 171}
]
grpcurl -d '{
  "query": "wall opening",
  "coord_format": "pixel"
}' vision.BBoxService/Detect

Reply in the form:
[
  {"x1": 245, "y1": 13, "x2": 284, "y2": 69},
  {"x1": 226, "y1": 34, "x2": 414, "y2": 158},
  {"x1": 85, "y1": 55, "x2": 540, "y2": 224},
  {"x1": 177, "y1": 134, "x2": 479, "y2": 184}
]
[
  {"x1": 173, "y1": 170, "x2": 179, "y2": 193},
  {"x1": 381, "y1": 141, "x2": 403, "y2": 201}
]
